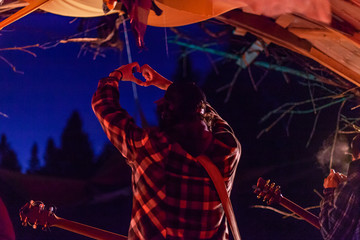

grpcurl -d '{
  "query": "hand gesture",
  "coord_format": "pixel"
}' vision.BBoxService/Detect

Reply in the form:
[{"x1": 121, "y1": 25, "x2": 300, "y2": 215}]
[
  {"x1": 140, "y1": 64, "x2": 172, "y2": 90},
  {"x1": 323, "y1": 169, "x2": 347, "y2": 188},
  {"x1": 109, "y1": 62, "x2": 143, "y2": 85}
]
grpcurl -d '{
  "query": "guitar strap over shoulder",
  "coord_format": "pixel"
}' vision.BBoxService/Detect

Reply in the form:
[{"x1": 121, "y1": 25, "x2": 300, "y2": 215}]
[{"x1": 196, "y1": 155, "x2": 241, "y2": 240}]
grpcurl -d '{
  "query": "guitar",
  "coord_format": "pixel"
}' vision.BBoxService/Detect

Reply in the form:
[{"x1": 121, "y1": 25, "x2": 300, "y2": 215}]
[
  {"x1": 19, "y1": 200, "x2": 127, "y2": 240},
  {"x1": 253, "y1": 177, "x2": 320, "y2": 229}
]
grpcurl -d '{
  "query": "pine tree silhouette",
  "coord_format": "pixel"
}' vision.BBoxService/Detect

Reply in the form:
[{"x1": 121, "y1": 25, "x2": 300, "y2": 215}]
[
  {"x1": 41, "y1": 137, "x2": 62, "y2": 176},
  {"x1": 0, "y1": 134, "x2": 21, "y2": 172},
  {"x1": 60, "y1": 110, "x2": 94, "y2": 178},
  {"x1": 27, "y1": 142, "x2": 40, "y2": 174}
]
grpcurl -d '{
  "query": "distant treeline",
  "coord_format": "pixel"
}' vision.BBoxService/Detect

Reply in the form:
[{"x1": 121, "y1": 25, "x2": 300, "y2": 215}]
[{"x1": 0, "y1": 110, "x2": 123, "y2": 179}]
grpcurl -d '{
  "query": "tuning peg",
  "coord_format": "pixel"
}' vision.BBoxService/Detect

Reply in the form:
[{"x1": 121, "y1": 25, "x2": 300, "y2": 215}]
[
  {"x1": 257, "y1": 190, "x2": 266, "y2": 199},
  {"x1": 32, "y1": 220, "x2": 38, "y2": 229},
  {"x1": 48, "y1": 206, "x2": 54, "y2": 214},
  {"x1": 263, "y1": 194, "x2": 270, "y2": 203},
  {"x1": 21, "y1": 217, "x2": 28, "y2": 226},
  {"x1": 42, "y1": 223, "x2": 48, "y2": 231},
  {"x1": 265, "y1": 179, "x2": 271, "y2": 187},
  {"x1": 39, "y1": 203, "x2": 45, "y2": 210}
]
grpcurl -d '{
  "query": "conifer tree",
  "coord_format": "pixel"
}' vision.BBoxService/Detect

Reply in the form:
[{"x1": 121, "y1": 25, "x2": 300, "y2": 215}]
[
  {"x1": 41, "y1": 137, "x2": 63, "y2": 176},
  {"x1": 60, "y1": 110, "x2": 94, "y2": 178},
  {"x1": 27, "y1": 142, "x2": 40, "y2": 174},
  {"x1": 0, "y1": 134, "x2": 21, "y2": 171}
]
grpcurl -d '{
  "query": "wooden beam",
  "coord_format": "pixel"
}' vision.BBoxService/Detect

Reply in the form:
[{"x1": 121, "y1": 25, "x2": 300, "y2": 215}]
[
  {"x1": 0, "y1": 0, "x2": 50, "y2": 30},
  {"x1": 309, "y1": 47, "x2": 360, "y2": 87},
  {"x1": 216, "y1": 10, "x2": 312, "y2": 54},
  {"x1": 287, "y1": 28, "x2": 341, "y2": 40},
  {"x1": 216, "y1": 10, "x2": 360, "y2": 87}
]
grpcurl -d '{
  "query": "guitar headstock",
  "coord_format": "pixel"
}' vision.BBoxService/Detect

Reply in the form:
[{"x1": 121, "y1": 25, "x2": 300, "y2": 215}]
[
  {"x1": 19, "y1": 200, "x2": 57, "y2": 230},
  {"x1": 253, "y1": 177, "x2": 282, "y2": 205}
]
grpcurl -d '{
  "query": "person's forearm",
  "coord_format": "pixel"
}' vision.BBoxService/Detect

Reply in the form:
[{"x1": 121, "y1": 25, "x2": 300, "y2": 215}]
[
  {"x1": 153, "y1": 72, "x2": 172, "y2": 90},
  {"x1": 92, "y1": 77, "x2": 139, "y2": 160},
  {"x1": 92, "y1": 78, "x2": 122, "y2": 135}
]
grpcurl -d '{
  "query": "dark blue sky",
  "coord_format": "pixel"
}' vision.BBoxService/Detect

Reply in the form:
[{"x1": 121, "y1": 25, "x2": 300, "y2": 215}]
[{"x1": 0, "y1": 12, "x2": 215, "y2": 171}]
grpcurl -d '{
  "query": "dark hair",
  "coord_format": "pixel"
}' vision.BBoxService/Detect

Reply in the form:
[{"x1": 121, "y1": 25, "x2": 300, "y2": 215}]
[
  {"x1": 351, "y1": 134, "x2": 360, "y2": 159},
  {"x1": 163, "y1": 82, "x2": 206, "y2": 123}
]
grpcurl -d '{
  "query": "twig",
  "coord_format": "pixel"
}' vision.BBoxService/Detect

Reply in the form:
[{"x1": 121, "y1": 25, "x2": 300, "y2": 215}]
[
  {"x1": 248, "y1": 64, "x2": 257, "y2": 91},
  {"x1": 255, "y1": 69, "x2": 269, "y2": 89},
  {"x1": 224, "y1": 66, "x2": 242, "y2": 103},
  {"x1": 285, "y1": 112, "x2": 294, "y2": 137},
  {"x1": 0, "y1": 55, "x2": 23, "y2": 74},
  {"x1": 251, "y1": 205, "x2": 302, "y2": 219},
  {"x1": 257, "y1": 105, "x2": 296, "y2": 139},
  {"x1": 0, "y1": 44, "x2": 40, "y2": 57},
  {"x1": 205, "y1": 52, "x2": 219, "y2": 75},
  {"x1": 330, "y1": 100, "x2": 346, "y2": 169},
  {"x1": 282, "y1": 205, "x2": 320, "y2": 219},
  {"x1": 282, "y1": 72, "x2": 291, "y2": 84},
  {"x1": 308, "y1": 80, "x2": 317, "y2": 114},
  {"x1": 338, "y1": 130, "x2": 360, "y2": 134},
  {"x1": 60, "y1": 38, "x2": 99, "y2": 43},
  {"x1": 306, "y1": 110, "x2": 321, "y2": 148},
  {"x1": 313, "y1": 189, "x2": 324, "y2": 200},
  {"x1": 289, "y1": 97, "x2": 350, "y2": 114},
  {"x1": 251, "y1": 205, "x2": 320, "y2": 220},
  {"x1": 260, "y1": 95, "x2": 350, "y2": 124}
]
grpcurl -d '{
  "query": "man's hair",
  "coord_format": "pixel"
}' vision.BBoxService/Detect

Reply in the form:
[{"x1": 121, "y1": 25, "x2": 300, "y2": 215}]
[
  {"x1": 163, "y1": 82, "x2": 206, "y2": 123},
  {"x1": 351, "y1": 134, "x2": 360, "y2": 159}
]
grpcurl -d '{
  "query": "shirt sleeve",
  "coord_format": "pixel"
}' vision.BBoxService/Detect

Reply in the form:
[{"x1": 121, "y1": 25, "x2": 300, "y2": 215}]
[
  {"x1": 205, "y1": 103, "x2": 241, "y2": 151},
  {"x1": 91, "y1": 77, "x2": 148, "y2": 162},
  {"x1": 319, "y1": 180, "x2": 360, "y2": 240},
  {"x1": 205, "y1": 103, "x2": 241, "y2": 189}
]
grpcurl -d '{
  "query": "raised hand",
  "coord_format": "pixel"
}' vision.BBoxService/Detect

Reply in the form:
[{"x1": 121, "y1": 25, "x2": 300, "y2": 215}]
[
  {"x1": 323, "y1": 169, "x2": 347, "y2": 188},
  {"x1": 140, "y1": 64, "x2": 172, "y2": 90},
  {"x1": 109, "y1": 62, "x2": 144, "y2": 85}
]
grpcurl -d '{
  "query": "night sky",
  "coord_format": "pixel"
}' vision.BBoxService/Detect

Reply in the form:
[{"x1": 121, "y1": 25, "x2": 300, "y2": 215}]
[
  {"x1": 0, "y1": 12, "x2": 215, "y2": 171},
  {"x1": 1, "y1": 9, "x2": 349, "y2": 240}
]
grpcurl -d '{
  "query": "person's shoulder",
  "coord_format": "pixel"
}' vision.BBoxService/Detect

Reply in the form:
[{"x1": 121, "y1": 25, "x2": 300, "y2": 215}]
[
  {"x1": 213, "y1": 130, "x2": 240, "y2": 149},
  {"x1": 347, "y1": 159, "x2": 360, "y2": 178}
]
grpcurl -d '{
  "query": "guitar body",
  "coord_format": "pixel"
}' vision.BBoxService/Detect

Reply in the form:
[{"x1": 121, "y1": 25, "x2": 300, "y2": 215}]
[{"x1": 19, "y1": 200, "x2": 127, "y2": 240}]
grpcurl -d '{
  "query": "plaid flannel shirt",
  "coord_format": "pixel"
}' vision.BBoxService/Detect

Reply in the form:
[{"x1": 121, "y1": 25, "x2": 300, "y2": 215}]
[
  {"x1": 92, "y1": 78, "x2": 241, "y2": 240},
  {"x1": 319, "y1": 160, "x2": 360, "y2": 240}
]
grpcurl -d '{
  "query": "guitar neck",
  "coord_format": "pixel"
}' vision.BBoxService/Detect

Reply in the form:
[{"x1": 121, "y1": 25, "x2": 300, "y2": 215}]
[
  {"x1": 279, "y1": 195, "x2": 320, "y2": 229},
  {"x1": 53, "y1": 216, "x2": 127, "y2": 240}
]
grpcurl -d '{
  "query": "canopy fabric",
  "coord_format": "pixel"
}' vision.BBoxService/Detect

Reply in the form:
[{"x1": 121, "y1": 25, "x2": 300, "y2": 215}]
[
  {"x1": 147, "y1": 0, "x2": 331, "y2": 27},
  {"x1": 1, "y1": 0, "x2": 360, "y2": 86},
  {"x1": 40, "y1": 0, "x2": 108, "y2": 17},
  {"x1": 0, "y1": 0, "x2": 331, "y2": 29}
]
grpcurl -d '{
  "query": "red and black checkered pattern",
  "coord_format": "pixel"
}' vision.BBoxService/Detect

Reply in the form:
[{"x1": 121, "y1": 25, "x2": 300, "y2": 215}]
[{"x1": 92, "y1": 78, "x2": 241, "y2": 240}]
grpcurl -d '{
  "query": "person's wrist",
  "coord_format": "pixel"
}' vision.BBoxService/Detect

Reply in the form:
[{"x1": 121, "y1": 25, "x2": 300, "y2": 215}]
[
  {"x1": 115, "y1": 70, "x2": 123, "y2": 81},
  {"x1": 109, "y1": 69, "x2": 123, "y2": 81}
]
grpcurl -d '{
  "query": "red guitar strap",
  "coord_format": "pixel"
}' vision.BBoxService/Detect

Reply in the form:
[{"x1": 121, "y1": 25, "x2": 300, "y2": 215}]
[{"x1": 196, "y1": 155, "x2": 241, "y2": 240}]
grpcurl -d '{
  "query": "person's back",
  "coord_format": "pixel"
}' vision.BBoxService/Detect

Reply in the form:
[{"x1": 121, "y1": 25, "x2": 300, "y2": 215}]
[
  {"x1": 0, "y1": 197, "x2": 15, "y2": 240},
  {"x1": 319, "y1": 135, "x2": 360, "y2": 240},
  {"x1": 92, "y1": 62, "x2": 241, "y2": 239}
]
